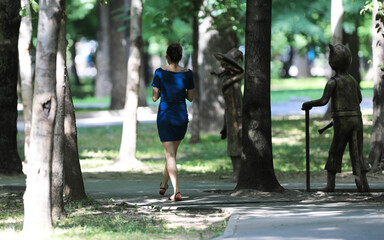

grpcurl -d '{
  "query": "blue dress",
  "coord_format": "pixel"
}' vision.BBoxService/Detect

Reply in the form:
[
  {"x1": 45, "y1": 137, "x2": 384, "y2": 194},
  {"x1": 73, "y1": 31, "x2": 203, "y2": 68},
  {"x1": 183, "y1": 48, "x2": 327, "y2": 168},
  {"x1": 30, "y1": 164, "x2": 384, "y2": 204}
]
[{"x1": 152, "y1": 68, "x2": 194, "y2": 142}]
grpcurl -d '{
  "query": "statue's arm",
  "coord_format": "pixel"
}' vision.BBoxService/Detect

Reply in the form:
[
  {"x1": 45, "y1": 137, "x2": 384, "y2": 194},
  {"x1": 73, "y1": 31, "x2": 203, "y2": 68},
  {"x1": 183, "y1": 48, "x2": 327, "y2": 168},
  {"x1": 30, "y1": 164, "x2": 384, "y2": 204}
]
[
  {"x1": 357, "y1": 84, "x2": 362, "y2": 103},
  {"x1": 302, "y1": 79, "x2": 336, "y2": 110},
  {"x1": 222, "y1": 73, "x2": 244, "y2": 92}
]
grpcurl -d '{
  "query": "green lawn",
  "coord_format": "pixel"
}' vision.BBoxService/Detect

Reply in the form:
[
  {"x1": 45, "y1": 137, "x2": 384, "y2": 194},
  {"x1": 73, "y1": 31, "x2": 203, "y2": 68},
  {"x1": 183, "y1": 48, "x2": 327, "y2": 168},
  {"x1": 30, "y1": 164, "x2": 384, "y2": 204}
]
[
  {"x1": 75, "y1": 114, "x2": 373, "y2": 176},
  {"x1": 69, "y1": 77, "x2": 374, "y2": 106}
]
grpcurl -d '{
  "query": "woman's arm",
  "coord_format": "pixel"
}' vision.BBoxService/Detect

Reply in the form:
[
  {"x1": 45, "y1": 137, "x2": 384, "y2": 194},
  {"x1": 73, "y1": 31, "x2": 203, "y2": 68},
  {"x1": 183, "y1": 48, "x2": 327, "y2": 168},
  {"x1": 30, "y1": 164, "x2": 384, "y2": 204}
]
[
  {"x1": 152, "y1": 87, "x2": 160, "y2": 102},
  {"x1": 186, "y1": 89, "x2": 194, "y2": 102}
]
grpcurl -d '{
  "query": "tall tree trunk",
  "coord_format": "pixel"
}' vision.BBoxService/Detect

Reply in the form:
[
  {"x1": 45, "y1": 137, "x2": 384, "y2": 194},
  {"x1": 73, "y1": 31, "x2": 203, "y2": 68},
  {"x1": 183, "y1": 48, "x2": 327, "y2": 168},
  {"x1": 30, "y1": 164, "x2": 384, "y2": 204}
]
[
  {"x1": 95, "y1": 2, "x2": 111, "y2": 98},
  {"x1": 325, "y1": 0, "x2": 345, "y2": 119},
  {"x1": 189, "y1": 0, "x2": 202, "y2": 143},
  {"x1": 70, "y1": 39, "x2": 81, "y2": 86},
  {"x1": 63, "y1": 71, "x2": 87, "y2": 200},
  {"x1": 23, "y1": 0, "x2": 62, "y2": 235},
  {"x1": 369, "y1": 0, "x2": 384, "y2": 173},
  {"x1": 198, "y1": 0, "x2": 238, "y2": 132},
  {"x1": 331, "y1": 0, "x2": 343, "y2": 44},
  {"x1": 18, "y1": 0, "x2": 34, "y2": 159},
  {"x1": 343, "y1": 18, "x2": 361, "y2": 84},
  {"x1": 109, "y1": 0, "x2": 128, "y2": 109},
  {"x1": 235, "y1": 0, "x2": 283, "y2": 192},
  {"x1": 51, "y1": 1, "x2": 67, "y2": 220},
  {"x1": 116, "y1": 0, "x2": 143, "y2": 167},
  {"x1": 0, "y1": 0, "x2": 23, "y2": 175},
  {"x1": 138, "y1": 48, "x2": 147, "y2": 106}
]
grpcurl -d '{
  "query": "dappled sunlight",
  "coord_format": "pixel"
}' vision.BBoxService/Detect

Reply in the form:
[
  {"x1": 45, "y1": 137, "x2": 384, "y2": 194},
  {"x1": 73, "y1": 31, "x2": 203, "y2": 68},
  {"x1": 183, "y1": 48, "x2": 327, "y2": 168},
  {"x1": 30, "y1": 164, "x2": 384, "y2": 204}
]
[{"x1": 272, "y1": 133, "x2": 303, "y2": 146}]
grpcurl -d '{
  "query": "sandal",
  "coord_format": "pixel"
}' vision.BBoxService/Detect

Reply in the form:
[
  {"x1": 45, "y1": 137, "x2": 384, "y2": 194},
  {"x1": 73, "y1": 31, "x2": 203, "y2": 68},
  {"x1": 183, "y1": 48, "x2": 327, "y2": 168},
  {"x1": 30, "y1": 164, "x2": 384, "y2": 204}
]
[
  {"x1": 159, "y1": 182, "x2": 168, "y2": 195},
  {"x1": 169, "y1": 192, "x2": 182, "y2": 201}
]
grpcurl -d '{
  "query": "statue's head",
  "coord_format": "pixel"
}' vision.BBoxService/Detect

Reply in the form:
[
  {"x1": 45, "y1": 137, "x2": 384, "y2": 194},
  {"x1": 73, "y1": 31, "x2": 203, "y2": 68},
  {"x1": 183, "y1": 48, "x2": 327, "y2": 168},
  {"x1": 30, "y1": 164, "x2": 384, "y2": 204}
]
[
  {"x1": 328, "y1": 44, "x2": 352, "y2": 72},
  {"x1": 213, "y1": 48, "x2": 244, "y2": 74}
]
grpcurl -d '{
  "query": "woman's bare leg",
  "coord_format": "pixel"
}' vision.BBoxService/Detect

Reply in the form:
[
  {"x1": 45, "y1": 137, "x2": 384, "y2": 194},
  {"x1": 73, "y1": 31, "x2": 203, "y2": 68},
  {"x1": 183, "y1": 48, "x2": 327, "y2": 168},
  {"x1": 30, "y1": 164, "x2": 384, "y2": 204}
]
[{"x1": 161, "y1": 141, "x2": 181, "y2": 194}]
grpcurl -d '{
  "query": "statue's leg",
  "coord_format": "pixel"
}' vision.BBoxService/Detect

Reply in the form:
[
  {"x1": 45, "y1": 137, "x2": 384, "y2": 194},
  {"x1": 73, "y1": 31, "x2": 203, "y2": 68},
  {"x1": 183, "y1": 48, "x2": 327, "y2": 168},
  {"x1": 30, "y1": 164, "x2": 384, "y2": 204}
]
[
  {"x1": 323, "y1": 171, "x2": 336, "y2": 192},
  {"x1": 350, "y1": 129, "x2": 370, "y2": 192},
  {"x1": 231, "y1": 156, "x2": 241, "y2": 182},
  {"x1": 324, "y1": 121, "x2": 346, "y2": 192}
]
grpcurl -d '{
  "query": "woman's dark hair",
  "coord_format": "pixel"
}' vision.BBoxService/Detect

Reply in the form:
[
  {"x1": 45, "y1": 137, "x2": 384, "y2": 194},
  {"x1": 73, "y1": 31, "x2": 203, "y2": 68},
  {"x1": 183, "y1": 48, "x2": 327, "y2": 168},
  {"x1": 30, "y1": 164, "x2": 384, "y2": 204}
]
[{"x1": 166, "y1": 43, "x2": 183, "y2": 63}]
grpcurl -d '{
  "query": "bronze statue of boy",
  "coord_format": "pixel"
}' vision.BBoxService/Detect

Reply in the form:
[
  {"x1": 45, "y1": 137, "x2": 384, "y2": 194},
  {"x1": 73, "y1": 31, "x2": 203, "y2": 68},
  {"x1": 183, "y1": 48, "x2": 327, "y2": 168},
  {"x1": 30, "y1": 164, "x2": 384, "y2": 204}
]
[
  {"x1": 212, "y1": 48, "x2": 244, "y2": 181},
  {"x1": 302, "y1": 44, "x2": 370, "y2": 192}
]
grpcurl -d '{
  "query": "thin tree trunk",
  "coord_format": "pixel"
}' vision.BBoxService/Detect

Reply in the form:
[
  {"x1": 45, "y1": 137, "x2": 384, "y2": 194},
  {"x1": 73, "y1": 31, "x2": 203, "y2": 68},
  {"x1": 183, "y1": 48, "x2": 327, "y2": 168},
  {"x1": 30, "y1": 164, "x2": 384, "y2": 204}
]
[
  {"x1": 116, "y1": 0, "x2": 143, "y2": 167},
  {"x1": 23, "y1": 0, "x2": 62, "y2": 235},
  {"x1": 18, "y1": 0, "x2": 34, "y2": 159},
  {"x1": 138, "y1": 47, "x2": 147, "y2": 106},
  {"x1": 109, "y1": 0, "x2": 128, "y2": 109},
  {"x1": 325, "y1": 0, "x2": 345, "y2": 119},
  {"x1": 0, "y1": 0, "x2": 22, "y2": 175},
  {"x1": 95, "y1": 3, "x2": 111, "y2": 98},
  {"x1": 343, "y1": 18, "x2": 361, "y2": 84},
  {"x1": 189, "y1": 0, "x2": 202, "y2": 143},
  {"x1": 63, "y1": 71, "x2": 87, "y2": 200},
  {"x1": 369, "y1": 0, "x2": 384, "y2": 173},
  {"x1": 70, "y1": 39, "x2": 81, "y2": 86},
  {"x1": 0, "y1": 0, "x2": 23, "y2": 175},
  {"x1": 198, "y1": 0, "x2": 238, "y2": 132},
  {"x1": 235, "y1": 0, "x2": 283, "y2": 192},
  {"x1": 51, "y1": 1, "x2": 67, "y2": 220},
  {"x1": 331, "y1": 0, "x2": 343, "y2": 44}
]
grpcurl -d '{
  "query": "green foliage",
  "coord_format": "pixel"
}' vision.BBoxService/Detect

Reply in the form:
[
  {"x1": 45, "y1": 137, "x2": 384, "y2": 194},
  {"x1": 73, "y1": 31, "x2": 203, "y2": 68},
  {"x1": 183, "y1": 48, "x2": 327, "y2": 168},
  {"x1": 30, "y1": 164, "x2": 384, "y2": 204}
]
[
  {"x1": 272, "y1": 0, "x2": 330, "y2": 56},
  {"x1": 67, "y1": 0, "x2": 98, "y2": 40},
  {"x1": 203, "y1": 0, "x2": 246, "y2": 33}
]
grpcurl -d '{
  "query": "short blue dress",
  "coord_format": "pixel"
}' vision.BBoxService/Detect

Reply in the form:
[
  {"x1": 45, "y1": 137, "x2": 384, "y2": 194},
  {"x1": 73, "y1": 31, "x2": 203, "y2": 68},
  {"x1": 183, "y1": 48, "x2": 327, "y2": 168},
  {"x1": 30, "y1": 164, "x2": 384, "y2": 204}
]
[{"x1": 152, "y1": 68, "x2": 194, "y2": 142}]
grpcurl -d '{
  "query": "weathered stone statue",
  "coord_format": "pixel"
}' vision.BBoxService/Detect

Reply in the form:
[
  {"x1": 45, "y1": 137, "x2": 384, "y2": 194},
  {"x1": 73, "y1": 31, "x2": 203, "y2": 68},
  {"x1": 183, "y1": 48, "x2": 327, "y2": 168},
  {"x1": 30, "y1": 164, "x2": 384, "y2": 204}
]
[
  {"x1": 212, "y1": 48, "x2": 244, "y2": 181},
  {"x1": 302, "y1": 44, "x2": 370, "y2": 192}
]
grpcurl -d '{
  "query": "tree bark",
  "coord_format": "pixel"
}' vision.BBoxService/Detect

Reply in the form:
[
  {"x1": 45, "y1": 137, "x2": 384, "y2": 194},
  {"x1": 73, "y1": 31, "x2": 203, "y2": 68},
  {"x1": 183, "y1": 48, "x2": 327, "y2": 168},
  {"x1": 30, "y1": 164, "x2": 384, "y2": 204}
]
[
  {"x1": 63, "y1": 71, "x2": 87, "y2": 200},
  {"x1": 325, "y1": 0, "x2": 345, "y2": 119},
  {"x1": 138, "y1": 46, "x2": 147, "y2": 107},
  {"x1": 116, "y1": 0, "x2": 143, "y2": 167},
  {"x1": 235, "y1": 0, "x2": 283, "y2": 192},
  {"x1": 0, "y1": 0, "x2": 23, "y2": 175},
  {"x1": 23, "y1": 0, "x2": 62, "y2": 235},
  {"x1": 69, "y1": 39, "x2": 81, "y2": 86},
  {"x1": 109, "y1": 0, "x2": 128, "y2": 109},
  {"x1": 343, "y1": 19, "x2": 361, "y2": 84},
  {"x1": 95, "y1": 2, "x2": 112, "y2": 98},
  {"x1": 63, "y1": 72, "x2": 87, "y2": 200},
  {"x1": 18, "y1": 0, "x2": 34, "y2": 159},
  {"x1": 198, "y1": 0, "x2": 238, "y2": 132},
  {"x1": 331, "y1": 0, "x2": 343, "y2": 44},
  {"x1": 189, "y1": 0, "x2": 202, "y2": 143},
  {"x1": 51, "y1": 1, "x2": 67, "y2": 220},
  {"x1": 369, "y1": 0, "x2": 384, "y2": 173}
]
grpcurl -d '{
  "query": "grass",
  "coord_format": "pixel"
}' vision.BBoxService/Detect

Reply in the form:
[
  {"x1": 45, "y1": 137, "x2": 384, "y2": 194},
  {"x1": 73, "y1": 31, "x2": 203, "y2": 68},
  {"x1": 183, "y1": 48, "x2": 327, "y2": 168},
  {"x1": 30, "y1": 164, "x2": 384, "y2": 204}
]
[
  {"x1": 0, "y1": 193, "x2": 227, "y2": 240},
  {"x1": 75, "y1": 114, "x2": 372, "y2": 175},
  {"x1": 68, "y1": 77, "x2": 374, "y2": 106}
]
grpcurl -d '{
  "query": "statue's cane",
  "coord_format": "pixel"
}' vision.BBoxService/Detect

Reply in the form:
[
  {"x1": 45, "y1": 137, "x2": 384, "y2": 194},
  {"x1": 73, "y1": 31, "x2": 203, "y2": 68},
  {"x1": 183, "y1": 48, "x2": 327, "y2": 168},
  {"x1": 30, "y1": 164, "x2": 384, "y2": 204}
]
[{"x1": 305, "y1": 109, "x2": 310, "y2": 192}]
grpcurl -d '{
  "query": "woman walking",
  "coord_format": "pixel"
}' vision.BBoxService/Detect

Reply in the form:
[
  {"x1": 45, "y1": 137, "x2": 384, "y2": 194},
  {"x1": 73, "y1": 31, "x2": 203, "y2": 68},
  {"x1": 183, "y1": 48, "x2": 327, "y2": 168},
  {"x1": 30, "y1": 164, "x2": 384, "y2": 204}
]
[{"x1": 152, "y1": 43, "x2": 194, "y2": 201}]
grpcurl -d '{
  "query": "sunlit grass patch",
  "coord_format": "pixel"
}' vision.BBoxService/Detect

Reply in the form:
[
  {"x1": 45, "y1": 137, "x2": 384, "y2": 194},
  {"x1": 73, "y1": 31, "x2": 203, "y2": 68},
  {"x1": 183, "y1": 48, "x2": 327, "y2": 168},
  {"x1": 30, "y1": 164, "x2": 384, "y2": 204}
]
[{"x1": 0, "y1": 193, "x2": 228, "y2": 240}]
